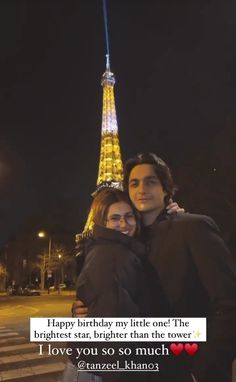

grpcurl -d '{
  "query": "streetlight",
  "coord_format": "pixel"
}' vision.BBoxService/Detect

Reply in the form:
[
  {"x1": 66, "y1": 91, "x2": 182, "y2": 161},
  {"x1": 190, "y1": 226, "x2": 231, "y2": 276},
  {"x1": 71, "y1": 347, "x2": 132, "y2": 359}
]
[
  {"x1": 57, "y1": 253, "x2": 63, "y2": 294},
  {"x1": 37, "y1": 231, "x2": 52, "y2": 292},
  {"x1": 57, "y1": 253, "x2": 65, "y2": 284},
  {"x1": 58, "y1": 254, "x2": 62, "y2": 284},
  {"x1": 38, "y1": 231, "x2": 52, "y2": 261}
]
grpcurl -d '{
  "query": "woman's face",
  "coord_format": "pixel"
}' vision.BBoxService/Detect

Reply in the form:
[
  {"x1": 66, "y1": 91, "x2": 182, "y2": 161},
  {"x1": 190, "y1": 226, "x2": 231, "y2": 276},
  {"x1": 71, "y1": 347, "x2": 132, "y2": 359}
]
[{"x1": 105, "y1": 201, "x2": 136, "y2": 237}]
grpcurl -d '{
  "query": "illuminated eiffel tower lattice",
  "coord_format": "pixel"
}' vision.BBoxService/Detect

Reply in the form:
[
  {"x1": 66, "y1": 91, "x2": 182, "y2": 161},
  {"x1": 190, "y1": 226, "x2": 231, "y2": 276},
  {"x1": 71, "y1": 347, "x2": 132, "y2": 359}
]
[{"x1": 76, "y1": 55, "x2": 123, "y2": 242}]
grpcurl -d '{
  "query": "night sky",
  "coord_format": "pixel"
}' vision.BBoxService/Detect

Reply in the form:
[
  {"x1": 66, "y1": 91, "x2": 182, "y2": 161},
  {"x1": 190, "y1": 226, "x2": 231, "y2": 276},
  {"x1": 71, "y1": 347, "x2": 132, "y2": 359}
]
[{"x1": 0, "y1": 0, "x2": 236, "y2": 248}]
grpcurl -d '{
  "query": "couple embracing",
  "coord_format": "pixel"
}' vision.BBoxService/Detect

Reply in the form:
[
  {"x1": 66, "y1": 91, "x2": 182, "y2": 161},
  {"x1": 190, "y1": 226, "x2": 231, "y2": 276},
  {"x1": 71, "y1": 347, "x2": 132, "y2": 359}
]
[{"x1": 64, "y1": 152, "x2": 236, "y2": 382}]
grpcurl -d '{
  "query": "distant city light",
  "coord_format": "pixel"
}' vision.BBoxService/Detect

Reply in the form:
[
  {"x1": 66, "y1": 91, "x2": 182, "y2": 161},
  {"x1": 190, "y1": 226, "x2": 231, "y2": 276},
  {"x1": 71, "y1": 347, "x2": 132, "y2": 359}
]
[{"x1": 38, "y1": 231, "x2": 46, "y2": 238}]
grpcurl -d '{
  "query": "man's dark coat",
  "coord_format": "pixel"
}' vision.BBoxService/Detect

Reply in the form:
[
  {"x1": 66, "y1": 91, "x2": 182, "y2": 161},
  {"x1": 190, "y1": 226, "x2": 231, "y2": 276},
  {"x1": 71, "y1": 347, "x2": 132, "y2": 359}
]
[{"x1": 145, "y1": 211, "x2": 236, "y2": 382}]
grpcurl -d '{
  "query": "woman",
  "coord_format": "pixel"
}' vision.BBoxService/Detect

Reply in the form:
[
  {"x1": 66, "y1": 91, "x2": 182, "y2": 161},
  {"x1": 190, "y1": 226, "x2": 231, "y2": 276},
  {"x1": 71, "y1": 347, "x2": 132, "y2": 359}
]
[
  {"x1": 63, "y1": 188, "x2": 151, "y2": 382},
  {"x1": 75, "y1": 188, "x2": 149, "y2": 317}
]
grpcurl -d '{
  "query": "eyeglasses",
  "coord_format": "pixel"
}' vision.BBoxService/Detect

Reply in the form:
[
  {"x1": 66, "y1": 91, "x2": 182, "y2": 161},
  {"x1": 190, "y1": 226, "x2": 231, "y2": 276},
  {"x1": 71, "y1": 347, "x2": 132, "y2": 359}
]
[{"x1": 106, "y1": 212, "x2": 136, "y2": 226}]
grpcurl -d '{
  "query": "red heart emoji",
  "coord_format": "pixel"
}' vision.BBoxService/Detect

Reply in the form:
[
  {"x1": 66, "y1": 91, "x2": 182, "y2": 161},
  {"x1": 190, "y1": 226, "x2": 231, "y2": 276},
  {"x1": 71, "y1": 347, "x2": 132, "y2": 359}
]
[
  {"x1": 185, "y1": 343, "x2": 198, "y2": 356},
  {"x1": 170, "y1": 343, "x2": 184, "y2": 356}
]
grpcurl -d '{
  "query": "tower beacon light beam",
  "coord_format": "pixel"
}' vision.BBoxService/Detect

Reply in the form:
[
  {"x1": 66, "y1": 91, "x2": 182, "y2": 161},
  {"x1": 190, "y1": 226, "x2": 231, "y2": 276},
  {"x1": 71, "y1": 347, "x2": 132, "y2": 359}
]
[{"x1": 76, "y1": 1, "x2": 123, "y2": 242}]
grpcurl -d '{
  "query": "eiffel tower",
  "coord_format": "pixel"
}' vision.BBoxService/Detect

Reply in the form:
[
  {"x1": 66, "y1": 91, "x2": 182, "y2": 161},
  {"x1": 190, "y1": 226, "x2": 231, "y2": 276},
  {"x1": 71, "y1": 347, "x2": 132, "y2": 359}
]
[
  {"x1": 76, "y1": 3, "x2": 123, "y2": 243},
  {"x1": 76, "y1": 1, "x2": 123, "y2": 242}
]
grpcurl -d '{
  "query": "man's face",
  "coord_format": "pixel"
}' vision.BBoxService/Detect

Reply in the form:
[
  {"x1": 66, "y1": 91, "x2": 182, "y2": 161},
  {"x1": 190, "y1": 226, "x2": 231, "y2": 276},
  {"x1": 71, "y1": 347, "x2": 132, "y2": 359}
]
[{"x1": 128, "y1": 164, "x2": 167, "y2": 214}]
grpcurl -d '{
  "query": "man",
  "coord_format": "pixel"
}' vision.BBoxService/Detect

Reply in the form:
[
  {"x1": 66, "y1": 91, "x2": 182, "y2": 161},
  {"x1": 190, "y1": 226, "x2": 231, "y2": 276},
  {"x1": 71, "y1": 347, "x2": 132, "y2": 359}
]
[
  {"x1": 123, "y1": 152, "x2": 236, "y2": 382},
  {"x1": 75, "y1": 152, "x2": 236, "y2": 381}
]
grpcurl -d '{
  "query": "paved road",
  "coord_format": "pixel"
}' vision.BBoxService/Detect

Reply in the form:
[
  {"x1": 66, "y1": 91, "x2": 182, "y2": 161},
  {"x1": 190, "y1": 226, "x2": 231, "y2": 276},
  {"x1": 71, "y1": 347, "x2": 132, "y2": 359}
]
[{"x1": 0, "y1": 293, "x2": 75, "y2": 381}]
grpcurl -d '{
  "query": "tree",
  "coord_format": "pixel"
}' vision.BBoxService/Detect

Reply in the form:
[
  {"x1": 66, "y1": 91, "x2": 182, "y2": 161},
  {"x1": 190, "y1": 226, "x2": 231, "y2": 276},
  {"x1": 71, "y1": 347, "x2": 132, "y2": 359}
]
[
  {"x1": 35, "y1": 244, "x2": 74, "y2": 289},
  {"x1": 0, "y1": 263, "x2": 7, "y2": 291}
]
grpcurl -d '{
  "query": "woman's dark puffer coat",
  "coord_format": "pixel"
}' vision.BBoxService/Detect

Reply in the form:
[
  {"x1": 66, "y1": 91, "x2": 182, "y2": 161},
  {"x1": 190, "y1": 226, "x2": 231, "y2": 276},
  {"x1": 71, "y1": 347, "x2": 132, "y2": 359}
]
[{"x1": 75, "y1": 224, "x2": 149, "y2": 317}]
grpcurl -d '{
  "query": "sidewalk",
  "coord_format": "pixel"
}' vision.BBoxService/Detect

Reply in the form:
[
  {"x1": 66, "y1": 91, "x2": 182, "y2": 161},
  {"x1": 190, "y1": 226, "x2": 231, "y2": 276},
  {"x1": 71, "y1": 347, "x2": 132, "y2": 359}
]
[
  {"x1": 0, "y1": 290, "x2": 75, "y2": 297},
  {"x1": 40, "y1": 290, "x2": 75, "y2": 296}
]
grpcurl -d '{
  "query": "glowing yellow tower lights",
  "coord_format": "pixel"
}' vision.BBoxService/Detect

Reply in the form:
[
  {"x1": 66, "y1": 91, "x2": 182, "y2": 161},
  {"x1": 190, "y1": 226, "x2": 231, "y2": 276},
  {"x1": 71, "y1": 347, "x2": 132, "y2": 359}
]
[
  {"x1": 76, "y1": 55, "x2": 123, "y2": 240},
  {"x1": 97, "y1": 58, "x2": 123, "y2": 187}
]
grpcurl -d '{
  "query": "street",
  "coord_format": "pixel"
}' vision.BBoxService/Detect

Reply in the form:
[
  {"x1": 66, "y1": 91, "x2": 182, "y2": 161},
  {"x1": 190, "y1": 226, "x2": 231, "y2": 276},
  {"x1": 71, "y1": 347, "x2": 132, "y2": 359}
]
[{"x1": 0, "y1": 293, "x2": 75, "y2": 381}]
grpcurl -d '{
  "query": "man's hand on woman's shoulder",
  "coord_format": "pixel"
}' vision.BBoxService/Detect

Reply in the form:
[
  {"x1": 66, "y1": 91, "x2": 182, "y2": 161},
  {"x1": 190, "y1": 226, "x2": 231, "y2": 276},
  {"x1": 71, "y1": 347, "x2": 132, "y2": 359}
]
[{"x1": 166, "y1": 199, "x2": 185, "y2": 215}]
